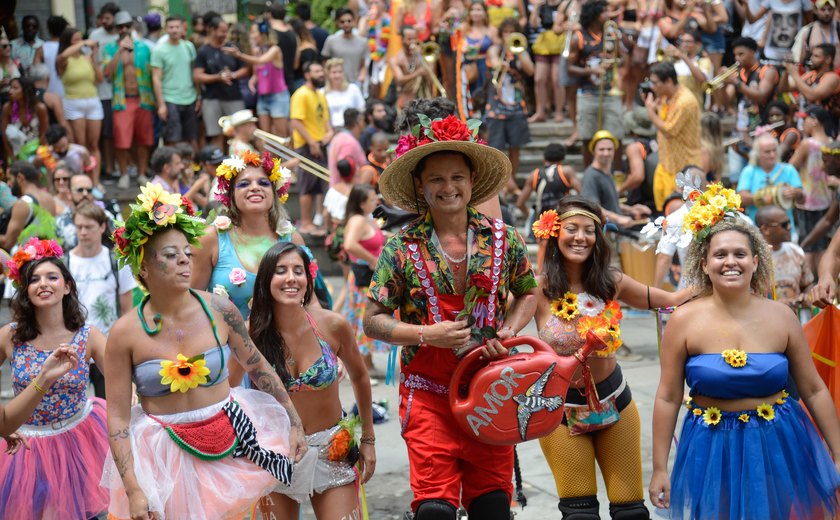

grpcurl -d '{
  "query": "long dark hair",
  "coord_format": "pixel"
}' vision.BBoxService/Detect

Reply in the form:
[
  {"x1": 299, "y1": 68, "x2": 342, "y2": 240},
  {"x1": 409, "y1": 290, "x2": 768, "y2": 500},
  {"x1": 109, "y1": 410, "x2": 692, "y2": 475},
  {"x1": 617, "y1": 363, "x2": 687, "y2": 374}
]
[
  {"x1": 344, "y1": 184, "x2": 375, "y2": 224},
  {"x1": 543, "y1": 196, "x2": 617, "y2": 302},
  {"x1": 57, "y1": 27, "x2": 80, "y2": 58},
  {"x1": 12, "y1": 258, "x2": 87, "y2": 343},
  {"x1": 10, "y1": 77, "x2": 39, "y2": 119},
  {"x1": 248, "y1": 242, "x2": 314, "y2": 383}
]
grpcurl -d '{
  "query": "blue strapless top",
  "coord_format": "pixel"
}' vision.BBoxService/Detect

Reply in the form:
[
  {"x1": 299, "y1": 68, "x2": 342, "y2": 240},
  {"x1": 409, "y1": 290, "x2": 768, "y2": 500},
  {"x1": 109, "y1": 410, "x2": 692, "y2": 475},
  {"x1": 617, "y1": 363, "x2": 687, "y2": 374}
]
[
  {"x1": 685, "y1": 353, "x2": 788, "y2": 399},
  {"x1": 133, "y1": 345, "x2": 231, "y2": 397}
]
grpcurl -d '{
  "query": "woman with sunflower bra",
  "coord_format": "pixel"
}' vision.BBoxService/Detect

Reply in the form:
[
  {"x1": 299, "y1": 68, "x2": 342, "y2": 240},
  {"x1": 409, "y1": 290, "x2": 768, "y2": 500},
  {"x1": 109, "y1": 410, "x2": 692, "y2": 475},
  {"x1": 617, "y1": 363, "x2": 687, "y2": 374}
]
[
  {"x1": 191, "y1": 149, "x2": 332, "y2": 381},
  {"x1": 649, "y1": 183, "x2": 840, "y2": 519},
  {"x1": 531, "y1": 195, "x2": 690, "y2": 519},
  {"x1": 249, "y1": 241, "x2": 375, "y2": 517},
  {"x1": 0, "y1": 237, "x2": 109, "y2": 520},
  {"x1": 102, "y1": 184, "x2": 309, "y2": 520}
]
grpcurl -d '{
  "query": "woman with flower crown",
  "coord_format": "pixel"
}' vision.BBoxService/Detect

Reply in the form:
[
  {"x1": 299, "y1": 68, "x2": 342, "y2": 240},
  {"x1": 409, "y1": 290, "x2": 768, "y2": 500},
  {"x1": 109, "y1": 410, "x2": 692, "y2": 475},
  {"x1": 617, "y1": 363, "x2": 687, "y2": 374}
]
[
  {"x1": 531, "y1": 195, "x2": 690, "y2": 518},
  {"x1": 102, "y1": 183, "x2": 309, "y2": 519},
  {"x1": 191, "y1": 150, "x2": 332, "y2": 365},
  {"x1": 0, "y1": 237, "x2": 110, "y2": 519},
  {"x1": 649, "y1": 184, "x2": 840, "y2": 519}
]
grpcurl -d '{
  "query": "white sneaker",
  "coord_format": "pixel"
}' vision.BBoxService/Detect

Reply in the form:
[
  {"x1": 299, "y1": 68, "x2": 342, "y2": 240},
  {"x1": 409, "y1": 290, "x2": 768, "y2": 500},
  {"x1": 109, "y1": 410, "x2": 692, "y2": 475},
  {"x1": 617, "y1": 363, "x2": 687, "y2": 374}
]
[
  {"x1": 137, "y1": 174, "x2": 150, "y2": 185},
  {"x1": 117, "y1": 175, "x2": 130, "y2": 190},
  {"x1": 313, "y1": 213, "x2": 324, "y2": 227}
]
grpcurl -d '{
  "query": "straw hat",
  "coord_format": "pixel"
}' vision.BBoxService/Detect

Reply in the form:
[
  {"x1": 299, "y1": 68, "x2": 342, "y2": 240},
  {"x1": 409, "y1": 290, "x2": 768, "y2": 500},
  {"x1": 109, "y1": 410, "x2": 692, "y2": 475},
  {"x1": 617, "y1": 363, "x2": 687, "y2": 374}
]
[
  {"x1": 378, "y1": 115, "x2": 511, "y2": 213},
  {"x1": 623, "y1": 106, "x2": 656, "y2": 137}
]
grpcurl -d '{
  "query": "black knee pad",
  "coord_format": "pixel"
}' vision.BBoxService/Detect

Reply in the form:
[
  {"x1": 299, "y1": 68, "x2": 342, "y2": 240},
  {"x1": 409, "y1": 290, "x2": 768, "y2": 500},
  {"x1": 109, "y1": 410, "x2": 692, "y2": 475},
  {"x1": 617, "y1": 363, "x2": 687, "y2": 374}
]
[
  {"x1": 558, "y1": 496, "x2": 600, "y2": 519},
  {"x1": 609, "y1": 500, "x2": 649, "y2": 520},
  {"x1": 414, "y1": 499, "x2": 458, "y2": 520},
  {"x1": 467, "y1": 490, "x2": 510, "y2": 520}
]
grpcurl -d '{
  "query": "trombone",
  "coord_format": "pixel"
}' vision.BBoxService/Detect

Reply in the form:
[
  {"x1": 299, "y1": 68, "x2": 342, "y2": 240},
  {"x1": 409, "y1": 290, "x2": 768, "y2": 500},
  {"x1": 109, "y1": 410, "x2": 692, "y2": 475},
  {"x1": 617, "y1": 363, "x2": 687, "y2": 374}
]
[
  {"x1": 491, "y1": 32, "x2": 527, "y2": 87},
  {"x1": 721, "y1": 120, "x2": 784, "y2": 147},
  {"x1": 417, "y1": 42, "x2": 447, "y2": 98},
  {"x1": 703, "y1": 62, "x2": 739, "y2": 93},
  {"x1": 252, "y1": 129, "x2": 331, "y2": 182}
]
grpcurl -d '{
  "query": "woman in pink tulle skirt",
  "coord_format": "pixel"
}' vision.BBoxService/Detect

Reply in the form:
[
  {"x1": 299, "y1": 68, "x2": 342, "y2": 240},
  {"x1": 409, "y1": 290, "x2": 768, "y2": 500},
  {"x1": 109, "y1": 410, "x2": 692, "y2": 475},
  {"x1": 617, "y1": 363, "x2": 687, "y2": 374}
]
[
  {"x1": 102, "y1": 186, "x2": 308, "y2": 520},
  {"x1": 0, "y1": 238, "x2": 110, "y2": 520}
]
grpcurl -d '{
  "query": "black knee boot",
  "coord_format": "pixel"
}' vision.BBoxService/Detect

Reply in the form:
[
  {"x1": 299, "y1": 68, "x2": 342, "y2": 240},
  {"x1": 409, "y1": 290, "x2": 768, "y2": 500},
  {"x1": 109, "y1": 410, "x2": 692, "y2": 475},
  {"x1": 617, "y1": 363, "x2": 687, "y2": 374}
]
[
  {"x1": 415, "y1": 499, "x2": 458, "y2": 520},
  {"x1": 467, "y1": 490, "x2": 510, "y2": 520},
  {"x1": 558, "y1": 495, "x2": 600, "y2": 519},
  {"x1": 609, "y1": 500, "x2": 649, "y2": 520}
]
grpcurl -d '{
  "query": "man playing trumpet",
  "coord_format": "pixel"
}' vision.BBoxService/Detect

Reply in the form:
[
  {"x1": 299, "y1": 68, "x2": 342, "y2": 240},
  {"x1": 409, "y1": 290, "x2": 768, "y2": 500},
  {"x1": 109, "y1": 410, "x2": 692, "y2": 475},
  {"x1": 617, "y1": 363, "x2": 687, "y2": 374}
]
[{"x1": 486, "y1": 19, "x2": 534, "y2": 197}]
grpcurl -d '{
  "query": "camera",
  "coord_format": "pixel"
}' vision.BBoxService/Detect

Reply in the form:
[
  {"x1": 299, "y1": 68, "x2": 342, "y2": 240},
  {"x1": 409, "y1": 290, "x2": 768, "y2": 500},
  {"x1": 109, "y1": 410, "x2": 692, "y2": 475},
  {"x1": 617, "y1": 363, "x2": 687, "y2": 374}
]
[{"x1": 639, "y1": 79, "x2": 654, "y2": 99}]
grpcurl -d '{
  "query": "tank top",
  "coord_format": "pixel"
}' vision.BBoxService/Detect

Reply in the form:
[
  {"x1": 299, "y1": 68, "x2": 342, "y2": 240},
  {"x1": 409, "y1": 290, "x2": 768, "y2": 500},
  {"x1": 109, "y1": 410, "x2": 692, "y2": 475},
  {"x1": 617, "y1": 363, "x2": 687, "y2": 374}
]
[
  {"x1": 11, "y1": 324, "x2": 91, "y2": 426},
  {"x1": 685, "y1": 353, "x2": 788, "y2": 399},
  {"x1": 348, "y1": 222, "x2": 385, "y2": 263},
  {"x1": 42, "y1": 41, "x2": 64, "y2": 98},
  {"x1": 62, "y1": 55, "x2": 98, "y2": 99},
  {"x1": 256, "y1": 49, "x2": 288, "y2": 95},
  {"x1": 578, "y1": 29, "x2": 607, "y2": 93}
]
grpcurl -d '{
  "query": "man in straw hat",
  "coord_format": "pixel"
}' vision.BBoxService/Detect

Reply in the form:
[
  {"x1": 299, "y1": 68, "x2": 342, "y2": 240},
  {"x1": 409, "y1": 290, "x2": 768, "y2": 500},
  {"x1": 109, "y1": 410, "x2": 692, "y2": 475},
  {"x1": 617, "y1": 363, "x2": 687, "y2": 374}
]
[{"x1": 364, "y1": 113, "x2": 537, "y2": 520}]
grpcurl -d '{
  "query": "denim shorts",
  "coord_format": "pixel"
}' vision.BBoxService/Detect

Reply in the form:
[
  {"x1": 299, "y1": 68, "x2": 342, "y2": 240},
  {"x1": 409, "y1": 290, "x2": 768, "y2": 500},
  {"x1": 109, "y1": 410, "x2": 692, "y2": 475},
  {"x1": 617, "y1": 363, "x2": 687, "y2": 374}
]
[
  {"x1": 702, "y1": 27, "x2": 726, "y2": 54},
  {"x1": 256, "y1": 91, "x2": 291, "y2": 118}
]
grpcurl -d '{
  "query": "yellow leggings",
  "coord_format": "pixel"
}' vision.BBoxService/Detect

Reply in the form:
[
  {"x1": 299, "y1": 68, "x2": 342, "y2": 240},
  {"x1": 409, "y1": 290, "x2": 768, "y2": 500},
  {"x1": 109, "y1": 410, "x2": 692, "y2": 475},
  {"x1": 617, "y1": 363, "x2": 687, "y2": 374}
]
[{"x1": 538, "y1": 399, "x2": 644, "y2": 504}]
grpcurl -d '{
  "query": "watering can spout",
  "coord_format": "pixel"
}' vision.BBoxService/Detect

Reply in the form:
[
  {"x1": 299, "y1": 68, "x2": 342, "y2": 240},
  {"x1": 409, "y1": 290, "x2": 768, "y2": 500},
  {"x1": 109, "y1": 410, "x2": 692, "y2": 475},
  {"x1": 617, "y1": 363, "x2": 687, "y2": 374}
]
[{"x1": 579, "y1": 330, "x2": 608, "y2": 359}]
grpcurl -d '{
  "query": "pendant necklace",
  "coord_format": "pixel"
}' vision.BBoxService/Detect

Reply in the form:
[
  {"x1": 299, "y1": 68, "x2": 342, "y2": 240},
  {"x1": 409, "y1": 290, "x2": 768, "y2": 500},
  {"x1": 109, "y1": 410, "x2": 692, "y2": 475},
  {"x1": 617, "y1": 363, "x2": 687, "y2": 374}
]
[{"x1": 432, "y1": 229, "x2": 473, "y2": 272}]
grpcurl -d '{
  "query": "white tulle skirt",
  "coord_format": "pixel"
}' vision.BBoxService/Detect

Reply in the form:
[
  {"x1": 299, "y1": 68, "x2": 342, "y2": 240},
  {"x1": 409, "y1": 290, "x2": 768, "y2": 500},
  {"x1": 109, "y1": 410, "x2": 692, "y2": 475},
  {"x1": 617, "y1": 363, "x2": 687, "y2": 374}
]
[{"x1": 102, "y1": 387, "x2": 293, "y2": 520}]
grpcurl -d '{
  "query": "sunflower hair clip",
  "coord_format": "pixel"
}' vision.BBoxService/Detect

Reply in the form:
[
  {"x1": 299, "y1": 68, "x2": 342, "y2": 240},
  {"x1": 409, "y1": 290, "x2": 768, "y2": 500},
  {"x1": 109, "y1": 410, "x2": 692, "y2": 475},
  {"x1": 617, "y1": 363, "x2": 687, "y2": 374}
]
[{"x1": 214, "y1": 150, "x2": 292, "y2": 207}]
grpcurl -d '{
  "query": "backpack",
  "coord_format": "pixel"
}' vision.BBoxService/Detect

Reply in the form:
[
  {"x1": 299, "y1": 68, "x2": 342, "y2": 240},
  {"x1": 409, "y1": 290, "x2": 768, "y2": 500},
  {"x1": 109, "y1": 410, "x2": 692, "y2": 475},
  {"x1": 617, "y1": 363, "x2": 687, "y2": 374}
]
[{"x1": 532, "y1": 164, "x2": 572, "y2": 214}]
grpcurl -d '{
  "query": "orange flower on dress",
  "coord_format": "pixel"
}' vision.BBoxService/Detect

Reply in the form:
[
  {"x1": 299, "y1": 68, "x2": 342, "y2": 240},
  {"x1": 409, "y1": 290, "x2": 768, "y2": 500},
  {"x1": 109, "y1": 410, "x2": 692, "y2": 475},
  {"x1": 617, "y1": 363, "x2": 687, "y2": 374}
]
[
  {"x1": 532, "y1": 210, "x2": 561, "y2": 239},
  {"x1": 328, "y1": 428, "x2": 352, "y2": 461}
]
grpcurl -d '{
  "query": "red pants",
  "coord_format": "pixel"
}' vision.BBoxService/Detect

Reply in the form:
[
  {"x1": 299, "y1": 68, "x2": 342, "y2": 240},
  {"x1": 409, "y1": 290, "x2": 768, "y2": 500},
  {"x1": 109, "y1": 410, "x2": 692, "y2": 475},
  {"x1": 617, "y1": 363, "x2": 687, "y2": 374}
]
[{"x1": 399, "y1": 381, "x2": 514, "y2": 512}]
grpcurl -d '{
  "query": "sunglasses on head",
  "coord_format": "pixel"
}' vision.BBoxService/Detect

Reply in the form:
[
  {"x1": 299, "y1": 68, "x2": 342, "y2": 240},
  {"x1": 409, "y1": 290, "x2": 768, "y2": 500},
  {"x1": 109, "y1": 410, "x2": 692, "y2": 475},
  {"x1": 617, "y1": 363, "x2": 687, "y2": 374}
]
[{"x1": 234, "y1": 178, "x2": 273, "y2": 190}]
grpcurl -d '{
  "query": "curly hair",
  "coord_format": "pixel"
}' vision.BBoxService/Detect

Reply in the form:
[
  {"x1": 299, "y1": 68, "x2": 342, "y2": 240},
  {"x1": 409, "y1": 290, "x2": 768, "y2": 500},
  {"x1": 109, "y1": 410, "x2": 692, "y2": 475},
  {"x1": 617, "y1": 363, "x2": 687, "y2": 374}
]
[
  {"x1": 248, "y1": 243, "x2": 314, "y2": 385},
  {"x1": 683, "y1": 219, "x2": 772, "y2": 296},
  {"x1": 542, "y1": 196, "x2": 617, "y2": 302},
  {"x1": 11, "y1": 258, "x2": 87, "y2": 344}
]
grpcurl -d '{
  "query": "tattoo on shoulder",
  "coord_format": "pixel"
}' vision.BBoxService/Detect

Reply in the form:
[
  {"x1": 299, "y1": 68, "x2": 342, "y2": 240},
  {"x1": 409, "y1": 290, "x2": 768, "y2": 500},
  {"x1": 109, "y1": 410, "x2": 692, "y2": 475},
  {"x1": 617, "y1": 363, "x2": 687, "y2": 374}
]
[{"x1": 211, "y1": 293, "x2": 258, "y2": 359}]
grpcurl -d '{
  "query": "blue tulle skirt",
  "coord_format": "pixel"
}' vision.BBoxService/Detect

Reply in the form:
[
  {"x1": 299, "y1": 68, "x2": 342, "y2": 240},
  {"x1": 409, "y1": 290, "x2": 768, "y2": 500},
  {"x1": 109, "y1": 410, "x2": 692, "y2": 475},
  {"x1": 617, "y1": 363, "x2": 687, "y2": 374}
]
[{"x1": 669, "y1": 398, "x2": 840, "y2": 520}]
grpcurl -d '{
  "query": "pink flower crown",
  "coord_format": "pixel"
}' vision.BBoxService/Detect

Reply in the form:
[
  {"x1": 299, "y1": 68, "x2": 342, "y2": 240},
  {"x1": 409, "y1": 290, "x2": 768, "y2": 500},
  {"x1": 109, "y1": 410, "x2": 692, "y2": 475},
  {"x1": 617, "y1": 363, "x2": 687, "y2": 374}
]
[
  {"x1": 214, "y1": 150, "x2": 293, "y2": 207},
  {"x1": 6, "y1": 238, "x2": 63, "y2": 287},
  {"x1": 394, "y1": 114, "x2": 485, "y2": 158}
]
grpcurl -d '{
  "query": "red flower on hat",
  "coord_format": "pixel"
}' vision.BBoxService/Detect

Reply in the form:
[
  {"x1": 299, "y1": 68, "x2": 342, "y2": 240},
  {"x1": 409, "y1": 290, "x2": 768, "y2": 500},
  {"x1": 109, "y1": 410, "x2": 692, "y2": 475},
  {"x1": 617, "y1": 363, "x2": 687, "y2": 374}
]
[
  {"x1": 431, "y1": 115, "x2": 471, "y2": 142},
  {"x1": 180, "y1": 196, "x2": 195, "y2": 216}
]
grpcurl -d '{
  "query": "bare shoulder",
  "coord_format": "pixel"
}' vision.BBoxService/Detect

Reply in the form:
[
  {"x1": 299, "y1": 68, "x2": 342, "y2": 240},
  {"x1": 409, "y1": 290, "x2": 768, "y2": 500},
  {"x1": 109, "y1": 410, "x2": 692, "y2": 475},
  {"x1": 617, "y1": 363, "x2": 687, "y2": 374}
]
[
  {"x1": 0, "y1": 323, "x2": 14, "y2": 351},
  {"x1": 198, "y1": 225, "x2": 219, "y2": 249},
  {"x1": 669, "y1": 296, "x2": 711, "y2": 324},
  {"x1": 311, "y1": 308, "x2": 354, "y2": 337},
  {"x1": 107, "y1": 312, "x2": 142, "y2": 355}
]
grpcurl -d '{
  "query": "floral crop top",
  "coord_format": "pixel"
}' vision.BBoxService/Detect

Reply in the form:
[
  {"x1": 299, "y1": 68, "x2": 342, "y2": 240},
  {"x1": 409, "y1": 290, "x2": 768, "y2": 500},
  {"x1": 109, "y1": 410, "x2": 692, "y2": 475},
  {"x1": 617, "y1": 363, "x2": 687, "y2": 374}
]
[
  {"x1": 538, "y1": 292, "x2": 623, "y2": 358},
  {"x1": 11, "y1": 324, "x2": 91, "y2": 426}
]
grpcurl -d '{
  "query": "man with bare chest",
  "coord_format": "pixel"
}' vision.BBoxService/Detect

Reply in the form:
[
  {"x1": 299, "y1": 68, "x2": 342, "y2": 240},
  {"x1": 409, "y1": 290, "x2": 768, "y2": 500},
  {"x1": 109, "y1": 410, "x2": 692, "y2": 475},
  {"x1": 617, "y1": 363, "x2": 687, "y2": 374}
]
[{"x1": 103, "y1": 11, "x2": 155, "y2": 189}]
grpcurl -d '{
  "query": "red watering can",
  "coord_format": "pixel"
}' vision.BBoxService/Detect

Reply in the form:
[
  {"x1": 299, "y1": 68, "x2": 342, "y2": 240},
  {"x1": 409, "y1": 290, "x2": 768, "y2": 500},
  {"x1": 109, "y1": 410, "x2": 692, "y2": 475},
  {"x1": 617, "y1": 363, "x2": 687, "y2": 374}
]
[{"x1": 449, "y1": 331, "x2": 605, "y2": 445}]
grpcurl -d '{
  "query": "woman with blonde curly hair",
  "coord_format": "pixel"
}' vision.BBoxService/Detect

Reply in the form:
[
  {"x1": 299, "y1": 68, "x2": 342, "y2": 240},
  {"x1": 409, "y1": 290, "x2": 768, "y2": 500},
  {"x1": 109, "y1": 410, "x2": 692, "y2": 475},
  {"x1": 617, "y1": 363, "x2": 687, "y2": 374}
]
[{"x1": 650, "y1": 211, "x2": 840, "y2": 519}]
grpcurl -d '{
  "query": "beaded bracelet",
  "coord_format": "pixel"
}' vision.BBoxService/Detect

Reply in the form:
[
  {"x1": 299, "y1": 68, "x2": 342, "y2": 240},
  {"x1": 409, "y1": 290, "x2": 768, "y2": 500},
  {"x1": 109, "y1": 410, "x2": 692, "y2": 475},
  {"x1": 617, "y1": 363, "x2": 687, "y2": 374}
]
[{"x1": 360, "y1": 435, "x2": 376, "y2": 445}]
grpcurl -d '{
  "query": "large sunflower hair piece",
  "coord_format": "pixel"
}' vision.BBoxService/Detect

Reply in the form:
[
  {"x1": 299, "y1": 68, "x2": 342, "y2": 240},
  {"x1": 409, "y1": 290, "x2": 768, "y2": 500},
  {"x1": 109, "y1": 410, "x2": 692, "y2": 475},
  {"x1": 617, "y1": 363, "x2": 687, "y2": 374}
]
[{"x1": 112, "y1": 183, "x2": 206, "y2": 278}]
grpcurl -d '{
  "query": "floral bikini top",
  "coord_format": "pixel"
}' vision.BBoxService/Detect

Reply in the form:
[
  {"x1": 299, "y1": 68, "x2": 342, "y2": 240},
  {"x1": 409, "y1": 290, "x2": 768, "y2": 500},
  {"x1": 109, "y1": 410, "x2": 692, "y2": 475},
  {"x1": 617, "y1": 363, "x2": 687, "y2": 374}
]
[
  {"x1": 11, "y1": 324, "x2": 91, "y2": 426},
  {"x1": 284, "y1": 312, "x2": 338, "y2": 392},
  {"x1": 538, "y1": 292, "x2": 623, "y2": 358}
]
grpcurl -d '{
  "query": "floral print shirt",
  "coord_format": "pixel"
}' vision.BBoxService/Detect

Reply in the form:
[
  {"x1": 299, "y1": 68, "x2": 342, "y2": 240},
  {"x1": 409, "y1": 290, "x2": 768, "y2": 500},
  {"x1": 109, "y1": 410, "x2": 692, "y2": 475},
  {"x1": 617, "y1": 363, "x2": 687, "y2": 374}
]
[
  {"x1": 11, "y1": 325, "x2": 91, "y2": 426},
  {"x1": 370, "y1": 207, "x2": 536, "y2": 368},
  {"x1": 102, "y1": 38, "x2": 155, "y2": 111}
]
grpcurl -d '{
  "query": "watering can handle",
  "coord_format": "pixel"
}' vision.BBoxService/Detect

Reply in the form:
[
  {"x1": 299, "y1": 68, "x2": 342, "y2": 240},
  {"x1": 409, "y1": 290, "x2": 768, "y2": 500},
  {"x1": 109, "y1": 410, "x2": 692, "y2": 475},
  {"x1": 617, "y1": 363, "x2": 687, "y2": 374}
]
[{"x1": 449, "y1": 336, "x2": 557, "y2": 408}]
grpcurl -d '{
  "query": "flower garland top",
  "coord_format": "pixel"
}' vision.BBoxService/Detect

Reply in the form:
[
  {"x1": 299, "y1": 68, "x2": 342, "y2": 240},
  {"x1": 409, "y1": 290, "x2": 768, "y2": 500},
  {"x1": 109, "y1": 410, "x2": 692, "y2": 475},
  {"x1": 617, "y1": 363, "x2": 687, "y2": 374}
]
[
  {"x1": 6, "y1": 237, "x2": 63, "y2": 288},
  {"x1": 394, "y1": 114, "x2": 485, "y2": 158},
  {"x1": 549, "y1": 292, "x2": 623, "y2": 356},
  {"x1": 112, "y1": 183, "x2": 206, "y2": 277},
  {"x1": 367, "y1": 15, "x2": 390, "y2": 62},
  {"x1": 641, "y1": 172, "x2": 743, "y2": 251},
  {"x1": 214, "y1": 150, "x2": 292, "y2": 207},
  {"x1": 532, "y1": 208, "x2": 603, "y2": 240}
]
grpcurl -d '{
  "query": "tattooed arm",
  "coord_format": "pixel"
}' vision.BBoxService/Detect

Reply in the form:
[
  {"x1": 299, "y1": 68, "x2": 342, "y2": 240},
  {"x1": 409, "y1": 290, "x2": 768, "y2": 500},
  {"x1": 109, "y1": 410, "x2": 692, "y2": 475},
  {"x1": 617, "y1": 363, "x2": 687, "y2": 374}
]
[
  {"x1": 104, "y1": 318, "x2": 154, "y2": 519},
  {"x1": 210, "y1": 293, "x2": 308, "y2": 462}
]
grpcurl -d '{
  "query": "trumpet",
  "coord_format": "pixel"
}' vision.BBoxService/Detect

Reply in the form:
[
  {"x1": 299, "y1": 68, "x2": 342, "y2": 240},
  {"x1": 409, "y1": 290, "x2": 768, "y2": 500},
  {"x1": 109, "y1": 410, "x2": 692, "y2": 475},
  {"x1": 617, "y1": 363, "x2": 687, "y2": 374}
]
[
  {"x1": 561, "y1": 10, "x2": 579, "y2": 59},
  {"x1": 416, "y1": 42, "x2": 447, "y2": 98},
  {"x1": 703, "y1": 62, "x2": 739, "y2": 93},
  {"x1": 597, "y1": 20, "x2": 623, "y2": 129},
  {"x1": 491, "y1": 32, "x2": 527, "y2": 87},
  {"x1": 253, "y1": 129, "x2": 331, "y2": 182}
]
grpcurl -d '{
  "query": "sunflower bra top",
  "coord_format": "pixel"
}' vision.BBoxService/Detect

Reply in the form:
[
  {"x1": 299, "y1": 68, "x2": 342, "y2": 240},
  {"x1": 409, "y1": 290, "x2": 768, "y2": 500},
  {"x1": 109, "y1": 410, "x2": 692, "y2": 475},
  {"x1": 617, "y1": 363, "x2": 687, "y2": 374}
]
[
  {"x1": 133, "y1": 344, "x2": 231, "y2": 397},
  {"x1": 538, "y1": 314, "x2": 617, "y2": 359},
  {"x1": 685, "y1": 353, "x2": 787, "y2": 400},
  {"x1": 285, "y1": 312, "x2": 338, "y2": 393}
]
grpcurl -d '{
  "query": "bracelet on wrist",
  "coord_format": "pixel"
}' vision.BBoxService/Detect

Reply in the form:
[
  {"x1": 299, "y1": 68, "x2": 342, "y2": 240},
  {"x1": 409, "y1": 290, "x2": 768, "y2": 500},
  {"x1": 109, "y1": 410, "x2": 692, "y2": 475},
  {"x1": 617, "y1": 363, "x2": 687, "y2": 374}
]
[
  {"x1": 32, "y1": 381, "x2": 48, "y2": 395},
  {"x1": 360, "y1": 435, "x2": 376, "y2": 445},
  {"x1": 418, "y1": 325, "x2": 425, "y2": 344}
]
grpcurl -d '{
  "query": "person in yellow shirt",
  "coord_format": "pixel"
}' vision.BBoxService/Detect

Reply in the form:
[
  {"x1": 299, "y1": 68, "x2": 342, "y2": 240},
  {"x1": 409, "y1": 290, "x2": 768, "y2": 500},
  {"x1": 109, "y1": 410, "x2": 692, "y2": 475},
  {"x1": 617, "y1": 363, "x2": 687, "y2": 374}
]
[
  {"x1": 644, "y1": 61, "x2": 701, "y2": 211},
  {"x1": 290, "y1": 61, "x2": 334, "y2": 235}
]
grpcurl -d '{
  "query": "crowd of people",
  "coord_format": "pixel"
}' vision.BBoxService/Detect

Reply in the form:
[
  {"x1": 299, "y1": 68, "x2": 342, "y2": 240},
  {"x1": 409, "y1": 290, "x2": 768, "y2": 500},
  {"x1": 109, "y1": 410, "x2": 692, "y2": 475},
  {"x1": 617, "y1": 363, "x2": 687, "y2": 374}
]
[{"x1": 0, "y1": 0, "x2": 840, "y2": 518}]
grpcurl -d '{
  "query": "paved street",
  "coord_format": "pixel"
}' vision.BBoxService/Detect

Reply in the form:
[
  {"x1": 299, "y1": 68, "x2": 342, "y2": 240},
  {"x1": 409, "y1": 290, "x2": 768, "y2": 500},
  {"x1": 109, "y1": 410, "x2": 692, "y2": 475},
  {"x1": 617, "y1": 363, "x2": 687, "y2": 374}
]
[{"x1": 0, "y1": 288, "x2": 672, "y2": 519}]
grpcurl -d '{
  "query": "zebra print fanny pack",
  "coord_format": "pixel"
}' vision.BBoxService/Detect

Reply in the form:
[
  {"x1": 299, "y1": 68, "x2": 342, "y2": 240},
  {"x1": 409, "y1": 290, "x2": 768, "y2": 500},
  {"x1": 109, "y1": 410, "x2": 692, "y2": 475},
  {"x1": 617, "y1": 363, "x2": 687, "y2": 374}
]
[{"x1": 148, "y1": 399, "x2": 293, "y2": 486}]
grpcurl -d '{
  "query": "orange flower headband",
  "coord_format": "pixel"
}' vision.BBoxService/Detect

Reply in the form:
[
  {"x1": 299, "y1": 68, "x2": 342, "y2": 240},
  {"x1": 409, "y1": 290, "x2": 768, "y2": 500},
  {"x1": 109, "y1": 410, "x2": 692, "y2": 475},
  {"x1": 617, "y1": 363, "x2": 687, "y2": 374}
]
[
  {"x1": 532, "y1": 209, "x2": 603, "y2": 239},
  {"x1": 6, "y1": 238, "x2": 63, "y2": 288},
  {"x1": 214, "y1": 150, "x2": 292, "y2": 207}
]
